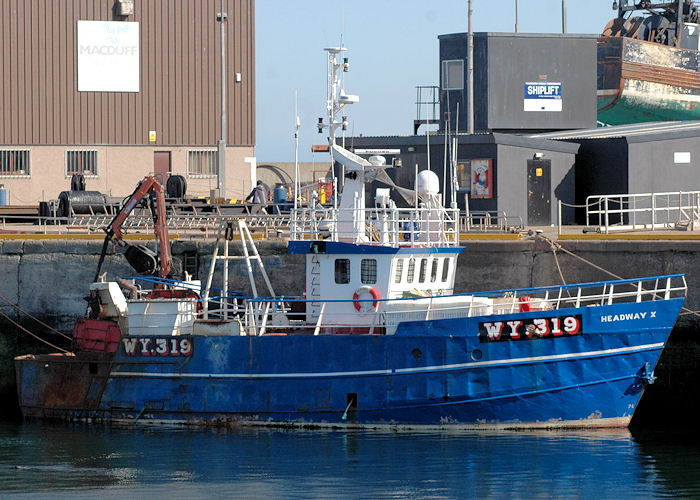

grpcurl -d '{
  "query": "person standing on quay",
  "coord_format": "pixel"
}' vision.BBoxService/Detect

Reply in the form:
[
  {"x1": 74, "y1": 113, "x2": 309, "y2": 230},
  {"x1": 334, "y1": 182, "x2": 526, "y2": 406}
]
[{"x1": 246, "y1": 180, "x2": 268, "y2": 214}]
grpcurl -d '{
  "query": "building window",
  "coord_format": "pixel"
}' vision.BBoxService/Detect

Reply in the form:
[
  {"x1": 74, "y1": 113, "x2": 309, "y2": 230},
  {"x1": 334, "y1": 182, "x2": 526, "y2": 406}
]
[
  {"x1": 0, "y1": 150, "x2": 30, "y2": 176},
  {"x1": 442, "y1": 258, "x2": 451, "y2": 282},
  {"x1": 394, "y1": 259, "x2": 404, "y2": 284},
  {"x1": 361, "y1": 259, "x2": 377, "y2": 284},
  {"x1": 407, "y1": 258, "x2": 416, "y2": 283},
  {"x1": 419, "y1": 259, "x2": 427, "y2": 283},
  {"x1": 442, "y1": 59, "x2": 464, "y2": 90},
  {"x1": 188, "y1": 150, "x2": 218, "y2": 176},
  {"x1": 431, "y1": 259, "x2": 439, "y2": 283},
  {"x1": 335, "y1": 259, "x2": 350, "y2": 284},
  {"x1": 66, "y1": 150, "x2": 98, "y2": 176}
]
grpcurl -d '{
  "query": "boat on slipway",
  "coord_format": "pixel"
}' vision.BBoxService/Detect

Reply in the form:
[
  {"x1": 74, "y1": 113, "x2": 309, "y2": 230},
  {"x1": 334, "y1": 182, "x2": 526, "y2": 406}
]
[
  {"x1": 14, "y1": 47, "x2": 687, "y2": 429},
  {"x1": 598, "y1": 0, "x2": 700, "y2": 124}
]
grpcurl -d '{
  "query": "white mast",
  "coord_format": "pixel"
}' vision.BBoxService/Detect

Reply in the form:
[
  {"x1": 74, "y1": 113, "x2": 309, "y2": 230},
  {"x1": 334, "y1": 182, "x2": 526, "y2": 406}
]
[
  {"x1": 320, "y1": 46, "x2": 360, "y2": 241},
  {"x1": 294, "y1": 91, "x2": 300, "y2": 212}
]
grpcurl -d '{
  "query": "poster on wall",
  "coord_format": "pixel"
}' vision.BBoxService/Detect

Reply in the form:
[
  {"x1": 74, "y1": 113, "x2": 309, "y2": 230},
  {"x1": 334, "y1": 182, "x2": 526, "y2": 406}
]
[
  {"x1": 77, "y1": 21, "x2": 140, "y2": 92},
  {"x1": 470, "y1": 159, "x2": 493, "y2": 198}
]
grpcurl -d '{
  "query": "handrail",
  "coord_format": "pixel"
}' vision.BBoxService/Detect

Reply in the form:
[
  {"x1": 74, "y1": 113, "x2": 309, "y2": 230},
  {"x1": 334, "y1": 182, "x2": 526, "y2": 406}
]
[
  {"x1": 290, "y1": 206, "x2": 460, "y2": 247},
  {"x1": 460, "y1": 211, "x2": 524, "y2": 232},
  {"x1": 586, "y1": 190, "x2": 700, "y2": 233}
]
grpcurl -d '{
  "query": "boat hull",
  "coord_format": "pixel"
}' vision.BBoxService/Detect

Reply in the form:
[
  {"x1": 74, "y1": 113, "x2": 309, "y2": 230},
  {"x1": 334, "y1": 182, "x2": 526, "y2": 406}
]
[
  {"x1": 14, "y1": 298, "x2": 683, "y2": 429},
  {"x1": 597, "y1": 36, "x2": 700, "y2": 125}
]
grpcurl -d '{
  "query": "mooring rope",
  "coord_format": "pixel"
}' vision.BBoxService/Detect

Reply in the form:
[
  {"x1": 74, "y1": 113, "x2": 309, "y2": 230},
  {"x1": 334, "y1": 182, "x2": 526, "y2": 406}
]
[
  {"x1": 0, "y1": 292, "x2": 72, "y2": 340},
  {"x1": 0, "y1": 310, "x2": 70, "y2": 353},
  {"x1": 535, "y1": 232, "x2": 700, "y2": 319}
]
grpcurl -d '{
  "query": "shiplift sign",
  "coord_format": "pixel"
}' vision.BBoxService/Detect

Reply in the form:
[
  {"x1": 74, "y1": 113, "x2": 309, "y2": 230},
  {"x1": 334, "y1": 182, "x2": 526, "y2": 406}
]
[
  {"x1": 478, "y1": 315, "x2": 582, "y2": 343},
  {"x1": 77, "y1": 21, "x2": 140, "y2": 92},
  {"x1": 524, "y1": 82, "x2": 562, "y2": 112}
]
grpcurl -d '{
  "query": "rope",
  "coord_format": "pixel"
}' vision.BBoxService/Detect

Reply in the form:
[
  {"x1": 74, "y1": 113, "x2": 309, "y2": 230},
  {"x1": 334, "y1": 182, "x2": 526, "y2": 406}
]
[
  {"x1": 557, "y1": 201, "x2": 589, "y2": 208},
  {"x1": 0, "y1": 310, "x2": 70, "y2": 353},
  {"x1": 536, "y1": 233, "x2": 700, "y2": 319},
  {"x1": 0, "y1": 292, "x2": 72, "y2": 340}
]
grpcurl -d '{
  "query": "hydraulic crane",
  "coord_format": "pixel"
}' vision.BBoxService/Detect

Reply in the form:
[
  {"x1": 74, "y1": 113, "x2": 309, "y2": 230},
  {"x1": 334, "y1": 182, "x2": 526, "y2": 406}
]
[{"x1": 93, "y1": 175, "x2": 172, "y2": 285}]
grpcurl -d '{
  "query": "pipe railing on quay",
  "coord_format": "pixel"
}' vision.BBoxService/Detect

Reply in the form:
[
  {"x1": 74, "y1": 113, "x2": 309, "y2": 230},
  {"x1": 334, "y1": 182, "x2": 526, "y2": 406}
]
[
  {"x1": 2, "y1": 205, "x2": 525, "y2": 238},
  {"x1": 584, "y1": 191, "x2": 700, "y2": 234}
]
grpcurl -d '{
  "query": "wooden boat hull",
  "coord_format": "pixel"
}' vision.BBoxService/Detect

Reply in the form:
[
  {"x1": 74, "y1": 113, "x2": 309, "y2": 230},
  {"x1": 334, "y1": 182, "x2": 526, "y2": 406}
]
[{"x1": 598, "y1": 36, "x2": 700, "y2": 125}]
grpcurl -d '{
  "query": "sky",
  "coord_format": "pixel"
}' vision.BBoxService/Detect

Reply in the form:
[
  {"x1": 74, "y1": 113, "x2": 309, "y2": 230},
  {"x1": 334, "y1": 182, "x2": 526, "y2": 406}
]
[{"x1": 255, "y1": 1, "x2": 616, "y2": 162}]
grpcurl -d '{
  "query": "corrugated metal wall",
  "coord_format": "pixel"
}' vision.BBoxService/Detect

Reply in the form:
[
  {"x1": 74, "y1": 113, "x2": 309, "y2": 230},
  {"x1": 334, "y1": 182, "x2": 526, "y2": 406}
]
[{"x1": 0, "y1": 0, "x2": 254, "y2": 146}]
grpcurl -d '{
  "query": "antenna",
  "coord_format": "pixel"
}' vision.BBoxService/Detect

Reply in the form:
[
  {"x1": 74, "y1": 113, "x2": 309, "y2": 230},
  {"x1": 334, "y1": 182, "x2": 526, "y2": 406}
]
[
  {"x1": 426, "y1": 127, "x2": 431, "y2": 172},
  {"x1": 294, "y1": 90, "x2": 300, "y2": 212},
  {"x1": 452, "y1": 103, "x2": 460, "y2": 209}
]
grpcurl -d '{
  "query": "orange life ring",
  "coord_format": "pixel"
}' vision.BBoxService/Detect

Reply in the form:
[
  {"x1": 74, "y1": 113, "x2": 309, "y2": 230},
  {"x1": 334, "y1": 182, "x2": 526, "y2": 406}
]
[{"x1": 353, "y1": 286, "x2": 380, "y2": 312}]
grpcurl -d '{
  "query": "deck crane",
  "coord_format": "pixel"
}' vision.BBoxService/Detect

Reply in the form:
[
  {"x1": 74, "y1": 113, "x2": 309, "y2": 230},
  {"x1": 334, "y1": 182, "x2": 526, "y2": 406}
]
[{"x1": 93, "y1": 175, "x2": 172, "y2": 286}]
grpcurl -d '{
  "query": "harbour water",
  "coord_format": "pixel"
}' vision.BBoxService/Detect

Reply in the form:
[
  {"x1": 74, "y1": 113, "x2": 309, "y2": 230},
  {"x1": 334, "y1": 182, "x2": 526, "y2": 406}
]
[{"x1": 1, "y1": 418, "x2": 700, "y2": 499}]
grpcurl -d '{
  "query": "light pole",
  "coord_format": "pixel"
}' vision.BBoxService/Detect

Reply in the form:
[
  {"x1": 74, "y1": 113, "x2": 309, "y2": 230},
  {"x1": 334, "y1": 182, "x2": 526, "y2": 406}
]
[
  {"x1": 562, "y1": 0, "x2": 567, "y2": 33},
  {"x1": 216, "y1": 0, "x2": 228, "y2": 197},
  {"x1": 467, "y1": 0, "x2": 474, "y2": 134}
]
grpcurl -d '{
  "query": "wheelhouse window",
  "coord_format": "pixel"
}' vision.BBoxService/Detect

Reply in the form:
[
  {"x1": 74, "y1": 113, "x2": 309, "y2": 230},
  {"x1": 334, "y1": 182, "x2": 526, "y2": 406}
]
[
  {"x1": 335, "y1": 259, "x2": 350, "y2": 284},
  {"x1": 430, "y1": 259, "x2": 439, "y2": 282},
  {"x1": 441, "y1": 59, "x2": 464, "y2": 90},
  {"x1": 188, "y1": 150, "x2": 218, "y2": 176},
  {"x1": 361, "y1": 259, "x2": 377, "y2": 284},
  {"x1": 0, "y1": 150, "x2": 30, "y2": 176},
  {"x1": 419, "y1": 259, "x2": 427, "y2": 283},
  {"x1": 393, "y1": 259, "x2": 404, "y2": 284},
  {"x1": 407, "y1": 258, "x2": 416, "y2": 283},
  {"x1": 442, "y1": 258, "x2": 451, "y2": 282},
  {"x1": 66, "y1": 150, "x2": 98, "y2": 176}
]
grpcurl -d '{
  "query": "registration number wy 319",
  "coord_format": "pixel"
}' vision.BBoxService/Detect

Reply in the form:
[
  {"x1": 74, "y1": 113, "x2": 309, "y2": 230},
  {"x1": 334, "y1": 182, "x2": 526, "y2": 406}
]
[{"x1": 121, "y1": 336, "x2": 193, "y2": 357}]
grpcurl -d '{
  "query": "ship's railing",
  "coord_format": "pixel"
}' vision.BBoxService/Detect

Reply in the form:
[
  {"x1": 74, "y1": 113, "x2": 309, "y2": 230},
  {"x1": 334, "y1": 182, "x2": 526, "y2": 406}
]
[
  {"x1": 290, "y1": 206, "x2": 460, "y2": 247},
  {"x1": 210, "y1": 274, "x2": 687, "y2": 336},
  {"x1": 586, "y1": 191, "x2": 700, "y2": 233}
]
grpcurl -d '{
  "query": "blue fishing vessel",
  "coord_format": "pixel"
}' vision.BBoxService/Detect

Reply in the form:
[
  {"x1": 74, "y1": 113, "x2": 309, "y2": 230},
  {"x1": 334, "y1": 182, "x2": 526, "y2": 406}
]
[{"x1": 14, "y1": 47, "x2": 686, "y2": 429}]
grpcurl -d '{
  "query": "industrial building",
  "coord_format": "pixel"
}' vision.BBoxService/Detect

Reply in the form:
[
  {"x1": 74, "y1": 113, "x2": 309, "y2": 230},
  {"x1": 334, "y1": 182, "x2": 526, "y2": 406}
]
[
  {"x1": 347, "y1": 32, "x2": 594, "y2": 227},
  {"x1": 534, "y1": 121, "x2": 700, "y2": 224},
  {"x1": 347, "y1": 133, "x2": 579, "y2": 227},
  {"x1": 438, "y1": 32, "x2": 598, "y2": 133},
  {"x1": 0, "y1": 0, "x2": 255, "y2": 204}
]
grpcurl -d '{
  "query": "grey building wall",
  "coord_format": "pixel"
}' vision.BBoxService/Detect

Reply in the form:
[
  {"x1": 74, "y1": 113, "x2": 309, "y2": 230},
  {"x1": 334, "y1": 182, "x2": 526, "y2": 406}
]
[
  {"x1": 627, "y1": 138, "x2": 700, "y2": 194},
  {"x1": 496, "y1": 145, "x2": 576, "y2": 226},
  {"x1": 439, "y1": 32, "x2": 597, "y2": 133}
]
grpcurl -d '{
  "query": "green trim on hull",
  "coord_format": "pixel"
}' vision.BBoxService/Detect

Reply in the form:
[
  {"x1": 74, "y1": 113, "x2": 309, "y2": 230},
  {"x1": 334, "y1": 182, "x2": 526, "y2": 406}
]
[{"x1": 597, "y1": 96, "x2": 700, "y2": 125}]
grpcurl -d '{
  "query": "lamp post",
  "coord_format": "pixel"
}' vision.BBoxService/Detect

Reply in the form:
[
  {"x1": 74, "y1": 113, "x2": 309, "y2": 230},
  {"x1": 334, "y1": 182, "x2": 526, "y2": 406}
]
[
  {"x1": 216, "y1": 0, "x2": 228, "y2": 197},
  {"x1": 562, "y1": 0, "x2": 567, "y2": 33},
  {"x1": 467, "y1": 0, "x2": 474, "y2": 134}
]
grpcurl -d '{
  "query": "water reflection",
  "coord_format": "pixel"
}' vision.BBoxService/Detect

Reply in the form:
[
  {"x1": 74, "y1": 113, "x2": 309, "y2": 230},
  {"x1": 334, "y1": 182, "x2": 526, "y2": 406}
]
[{"x1": 0, "y1": 420, "x2": 699, "y2": 498}]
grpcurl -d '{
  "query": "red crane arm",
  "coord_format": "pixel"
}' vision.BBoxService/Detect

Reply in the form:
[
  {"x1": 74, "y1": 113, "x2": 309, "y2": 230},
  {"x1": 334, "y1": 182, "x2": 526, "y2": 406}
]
[{"x1": 100, "y1": 175, "x2": 172, "y2": 280}]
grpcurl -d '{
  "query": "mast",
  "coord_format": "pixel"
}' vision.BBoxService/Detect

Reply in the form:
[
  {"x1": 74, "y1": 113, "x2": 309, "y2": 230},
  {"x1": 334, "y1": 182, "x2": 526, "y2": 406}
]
[{"x1": 294, "y1": 91, "x2": 300, "y2": 212}]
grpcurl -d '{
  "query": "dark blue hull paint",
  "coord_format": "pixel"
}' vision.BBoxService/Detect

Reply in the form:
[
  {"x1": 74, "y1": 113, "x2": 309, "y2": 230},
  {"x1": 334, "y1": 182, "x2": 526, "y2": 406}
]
[{"x1": 15, "y1": 298, "x2": 684, "y2": 428}]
